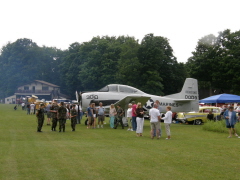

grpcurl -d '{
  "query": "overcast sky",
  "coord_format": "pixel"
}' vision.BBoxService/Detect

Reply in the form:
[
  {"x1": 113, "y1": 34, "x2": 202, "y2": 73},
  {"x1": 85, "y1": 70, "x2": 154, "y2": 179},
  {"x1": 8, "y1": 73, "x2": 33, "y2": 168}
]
[{"x1": 1, "y1": 0, "x2": 239, "y2": 62}]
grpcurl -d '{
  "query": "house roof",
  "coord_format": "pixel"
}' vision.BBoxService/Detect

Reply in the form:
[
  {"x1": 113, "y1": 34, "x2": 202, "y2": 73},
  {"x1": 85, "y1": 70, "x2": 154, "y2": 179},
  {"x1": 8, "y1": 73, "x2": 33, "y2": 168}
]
[{"x1": 34, "y1": 80, "x2": 60, "y2": 87}]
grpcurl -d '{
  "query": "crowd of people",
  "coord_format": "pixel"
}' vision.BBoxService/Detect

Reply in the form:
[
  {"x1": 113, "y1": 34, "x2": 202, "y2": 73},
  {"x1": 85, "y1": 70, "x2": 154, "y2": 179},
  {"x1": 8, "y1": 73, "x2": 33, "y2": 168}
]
[
  {"x1": 82, "y1": 100, "x2": 172, "y2": 139},
  {"x1": 32, "y1": 99, "x2": 173, "y2": 139},
  {"x1": 36, "y1": 101, "x2": 83, "y2": 132}
]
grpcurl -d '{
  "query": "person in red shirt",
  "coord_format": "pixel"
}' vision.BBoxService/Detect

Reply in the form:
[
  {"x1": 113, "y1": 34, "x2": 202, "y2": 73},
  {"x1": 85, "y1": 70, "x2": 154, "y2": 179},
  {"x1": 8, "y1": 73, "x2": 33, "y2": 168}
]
[{"x1": 131, "y1": 101, "x2": 137, "y2": 131}]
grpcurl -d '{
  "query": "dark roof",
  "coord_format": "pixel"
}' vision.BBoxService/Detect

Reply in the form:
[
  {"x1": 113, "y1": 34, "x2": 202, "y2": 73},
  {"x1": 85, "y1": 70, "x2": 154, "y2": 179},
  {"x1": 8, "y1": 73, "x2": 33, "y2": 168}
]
[{"x1": 34, "y1": 80, "x2": 60, "y2": 87}]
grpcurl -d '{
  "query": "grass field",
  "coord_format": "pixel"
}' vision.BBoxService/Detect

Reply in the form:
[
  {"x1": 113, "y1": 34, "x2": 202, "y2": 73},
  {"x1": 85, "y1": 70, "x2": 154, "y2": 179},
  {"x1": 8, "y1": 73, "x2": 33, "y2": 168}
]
[{"x1": 0, "y1": 104, "x2": 239, "y2": 180}]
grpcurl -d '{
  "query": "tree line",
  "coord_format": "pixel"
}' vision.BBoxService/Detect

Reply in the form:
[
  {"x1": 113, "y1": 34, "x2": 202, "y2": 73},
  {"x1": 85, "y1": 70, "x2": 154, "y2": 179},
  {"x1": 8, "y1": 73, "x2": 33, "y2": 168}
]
[{"x1": 0, "y1": 30, "x2": 239, "y2": 100}]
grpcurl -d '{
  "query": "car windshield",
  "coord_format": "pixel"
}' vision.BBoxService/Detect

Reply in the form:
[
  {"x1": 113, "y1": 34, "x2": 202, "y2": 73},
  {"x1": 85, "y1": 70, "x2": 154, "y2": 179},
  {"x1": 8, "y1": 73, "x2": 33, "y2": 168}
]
[{"x1": 199, "y1": 108, "x2": 220, "y2": 113}]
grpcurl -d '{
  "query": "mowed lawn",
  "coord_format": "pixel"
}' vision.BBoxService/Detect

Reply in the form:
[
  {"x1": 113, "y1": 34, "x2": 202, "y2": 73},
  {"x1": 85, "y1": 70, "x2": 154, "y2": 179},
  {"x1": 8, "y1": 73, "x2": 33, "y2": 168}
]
[{"x1": 0, "y1": 104, "x2": 239, "y2": 180}]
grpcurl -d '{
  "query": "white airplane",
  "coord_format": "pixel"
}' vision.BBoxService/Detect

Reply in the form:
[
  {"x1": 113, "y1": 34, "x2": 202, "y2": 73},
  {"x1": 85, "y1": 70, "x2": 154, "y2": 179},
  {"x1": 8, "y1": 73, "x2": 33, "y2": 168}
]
[{"x1": 76, "y1": 78, "x2": 199, "y2": 116}]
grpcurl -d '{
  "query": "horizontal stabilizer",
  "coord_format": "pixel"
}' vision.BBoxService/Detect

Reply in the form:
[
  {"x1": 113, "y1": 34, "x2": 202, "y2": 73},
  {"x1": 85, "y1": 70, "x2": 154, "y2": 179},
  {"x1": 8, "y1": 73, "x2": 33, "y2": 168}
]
[{"x1": 174, "y1": 99, "x2": 196, "y2": 102}]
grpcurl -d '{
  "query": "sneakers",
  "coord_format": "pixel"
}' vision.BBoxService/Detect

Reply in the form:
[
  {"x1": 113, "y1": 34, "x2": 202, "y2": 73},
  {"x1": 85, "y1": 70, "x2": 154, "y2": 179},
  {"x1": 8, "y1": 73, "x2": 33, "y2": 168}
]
[
  {"x1": 166, "y1": 138, "x2": 171, "y2": 140},
  {"x1": 127, "y1": 128, "x2": 130, "y2": 131},
  {"x1": 235, "y1": 133, "x2": 238, "y2": 137},
  {"x1": 130, "y1": 129, "x2": 133, "y2": 131}
]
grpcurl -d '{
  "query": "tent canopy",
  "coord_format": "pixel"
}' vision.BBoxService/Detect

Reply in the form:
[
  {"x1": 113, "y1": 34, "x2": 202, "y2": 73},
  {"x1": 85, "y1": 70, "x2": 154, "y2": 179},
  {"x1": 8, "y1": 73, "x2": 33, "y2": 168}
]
[{"x1": 199, "y1": 94, "x2": 240, "y2": 103}]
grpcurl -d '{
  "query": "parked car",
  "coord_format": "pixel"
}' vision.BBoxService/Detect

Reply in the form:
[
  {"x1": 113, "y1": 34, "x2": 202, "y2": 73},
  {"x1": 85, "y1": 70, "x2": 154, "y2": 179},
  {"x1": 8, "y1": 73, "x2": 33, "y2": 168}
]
[{"x1": 176, "y1": 106, "x2": 221, "y2": 125}]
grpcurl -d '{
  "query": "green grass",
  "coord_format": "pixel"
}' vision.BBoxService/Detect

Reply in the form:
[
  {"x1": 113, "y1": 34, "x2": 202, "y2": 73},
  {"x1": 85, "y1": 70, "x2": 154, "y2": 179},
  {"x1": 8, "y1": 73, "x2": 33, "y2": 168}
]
[
  {"x1": 203, "y1": 119, "x2": 240, "y2": 133},
  {"x1": 0, "y1": 104, "x2": 240, "y2": 180}
]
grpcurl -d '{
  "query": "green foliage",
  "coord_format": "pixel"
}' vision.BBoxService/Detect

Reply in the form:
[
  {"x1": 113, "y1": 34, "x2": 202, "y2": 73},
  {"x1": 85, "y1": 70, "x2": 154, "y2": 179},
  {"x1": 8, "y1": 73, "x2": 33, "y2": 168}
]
[
  {"x1": 187, "y1": 29, "x2": 240, "y2": 94},
  {"x1": 203, "y1": 120, "x2": 240, "y2": 133},
  {"x1": 0, "y1": 38, "x2": 62, "y2": 99}
]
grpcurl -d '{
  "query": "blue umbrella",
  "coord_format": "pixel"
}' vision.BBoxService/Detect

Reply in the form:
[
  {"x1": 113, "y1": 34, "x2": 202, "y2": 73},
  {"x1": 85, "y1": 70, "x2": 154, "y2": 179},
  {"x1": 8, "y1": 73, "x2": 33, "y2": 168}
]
[{"x1": 199, "y1": 93, "x2": 240, "y2": 103}]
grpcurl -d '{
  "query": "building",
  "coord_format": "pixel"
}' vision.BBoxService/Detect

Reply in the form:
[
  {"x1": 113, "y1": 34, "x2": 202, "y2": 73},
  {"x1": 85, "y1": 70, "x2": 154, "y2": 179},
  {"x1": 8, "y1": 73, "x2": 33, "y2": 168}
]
[{"x1": 5, "y1": 80, "x2": 69, "y2": 104}]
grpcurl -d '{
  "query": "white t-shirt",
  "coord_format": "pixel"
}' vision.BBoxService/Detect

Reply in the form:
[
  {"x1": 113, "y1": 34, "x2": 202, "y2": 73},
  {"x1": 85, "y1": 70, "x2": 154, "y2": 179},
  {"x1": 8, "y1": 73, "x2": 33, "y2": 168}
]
[
  {"x1": 149, "y1": 108, "x2": 160, "y2": 122},
  {"x1": 162, "y1": 111, "x2": 172, "y2": 124},
  {"x1": 127, "y1": 108, "x2": 132, "y2": 118},
  {"x1": 228, "y1": 111, "x2": 232, "y2": 124},
  {"x1": 30, "y1": 104, "x2": 35, "y2": 109}
]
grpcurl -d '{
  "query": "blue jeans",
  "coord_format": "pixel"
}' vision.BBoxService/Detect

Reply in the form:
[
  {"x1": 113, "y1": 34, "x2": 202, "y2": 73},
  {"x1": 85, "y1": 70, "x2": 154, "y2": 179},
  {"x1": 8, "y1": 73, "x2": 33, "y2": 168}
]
[{"x1": 132, "y1": 116, "x2": 137, "y2": 131}]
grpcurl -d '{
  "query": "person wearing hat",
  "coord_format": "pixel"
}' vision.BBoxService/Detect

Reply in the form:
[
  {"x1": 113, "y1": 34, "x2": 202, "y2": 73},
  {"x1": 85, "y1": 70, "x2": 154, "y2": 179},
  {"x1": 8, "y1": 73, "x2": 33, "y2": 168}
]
[
  {"x1": 114, "y1": 104, "x2": 124, "y2": 129},
  {"x1": 36, "y1": 104, "x2": 45, "y2": 132}
]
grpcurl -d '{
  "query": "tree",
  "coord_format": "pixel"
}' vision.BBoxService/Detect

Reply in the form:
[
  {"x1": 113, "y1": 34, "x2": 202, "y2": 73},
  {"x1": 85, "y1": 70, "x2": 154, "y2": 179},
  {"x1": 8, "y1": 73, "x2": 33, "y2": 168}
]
[{"x1": 138, "y1": 33, "x2": 181, "y2": 95}]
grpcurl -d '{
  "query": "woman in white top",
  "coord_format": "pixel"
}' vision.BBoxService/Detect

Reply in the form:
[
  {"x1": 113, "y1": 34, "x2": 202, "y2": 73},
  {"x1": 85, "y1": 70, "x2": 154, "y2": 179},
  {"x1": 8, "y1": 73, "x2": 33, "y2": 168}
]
[
  {"x1": 161, "y1": 106, "x2": 172, "y2": 140},
  {"x1": 127, "y1": 103, "x2": 133, "y2": 131},
  {"x1": 109, "y1": 104, "x2": 117, "y2": 128}
]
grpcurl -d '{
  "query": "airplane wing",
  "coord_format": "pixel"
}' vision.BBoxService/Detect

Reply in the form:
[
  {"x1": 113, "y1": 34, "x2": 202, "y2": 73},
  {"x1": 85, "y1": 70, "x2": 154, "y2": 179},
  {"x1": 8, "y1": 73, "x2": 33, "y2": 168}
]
[
  {"x1": 114, "y1": 95, "x2": 151, "y2": 110},
  {"x1": 174, "y1": 99, "x2": 197, "y2": 102}
]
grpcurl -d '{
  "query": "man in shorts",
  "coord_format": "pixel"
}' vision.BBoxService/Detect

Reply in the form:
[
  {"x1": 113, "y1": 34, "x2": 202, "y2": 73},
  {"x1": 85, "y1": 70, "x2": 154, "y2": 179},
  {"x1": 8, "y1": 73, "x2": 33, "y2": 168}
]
[
  {"x1": 46, "y1": 102, "x2": 52, "y2": 125},
  {"x1": 97, "y1": 102, "x2": 105, "y2": 128},
  {"x1": 149, "y1": 103, "x2": 161, "y2": 139},
  {"x1": 223, "y1": 106, "x2": 238, "y2": 138}
]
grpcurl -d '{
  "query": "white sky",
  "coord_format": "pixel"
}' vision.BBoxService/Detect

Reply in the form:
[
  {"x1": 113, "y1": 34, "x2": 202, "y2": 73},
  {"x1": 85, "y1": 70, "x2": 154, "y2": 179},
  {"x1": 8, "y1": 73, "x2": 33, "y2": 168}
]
[{"x1": 1, "y1": 0, "x2": 239, "y2": 62}]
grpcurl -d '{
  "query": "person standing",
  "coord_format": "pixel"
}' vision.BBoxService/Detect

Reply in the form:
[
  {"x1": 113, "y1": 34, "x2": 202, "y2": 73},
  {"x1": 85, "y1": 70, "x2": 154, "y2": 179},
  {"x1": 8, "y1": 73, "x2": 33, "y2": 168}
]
[
  {"x1": 223, "y1": 106, "x2": 238, "y2": 138},
  {"x1": 26, "y1": 103, "x2": 30, "y2": 115},
  {"x1": 109, "y1": 104, "x2": 116, "y2": 128},
  {"x1": 149, "y1": 103, "x2": 161, "y2": 139},
  {"x1": 30, "y1": 103, "x2": 35, "y2": 115},
  {"x1": 46, "y1": 102, "x2": 52, "y2": 125},
  {"x1": 87, "y1": 104, "x2": 93, "y2": 129},
  {"x1": 136, "y1": 102, "x2": 144, "y2": 137},
  {"x1": 127, "y1": 103, "x2": 133, "y2": 131},
  {"x1": 70, "y1": 104, "x2": 77, "y2": 131},
  {"x1": 131, "y1": 101, "x2": 137, "y2": 131},
  {"x1": 92, "y1": 103, "x2": 97, "y2": 129},
  {"x1": 75, "y1": 104, "x2": 82, "y2": 124},
  {"x1": 160, "y1": 106, "x2": 172, "y2": 140},
  {"x1": 207, "y1": 111, "x2": 214, "y2": 121},
  {"x1": 155, "y1": 100, "x2": 162, "y2": 137},
  {"x1": 58, "y1": 102, "x2": 67, "y2": 132},
  {"x1": 36, "y1": 104, "x2": 45, "y2": 132},
  {"x1": 50, "y1": 102, "x2": 59, "y2": 131},
  {"x1": 97, "y1": 102, "x2": 105, "y2": 128},
  {"x1": 114, "y1": 104, "x2": 124, "y2": 129},
  {"x1": 21, "y1": 102, "x2": 25, "y2": 110}
]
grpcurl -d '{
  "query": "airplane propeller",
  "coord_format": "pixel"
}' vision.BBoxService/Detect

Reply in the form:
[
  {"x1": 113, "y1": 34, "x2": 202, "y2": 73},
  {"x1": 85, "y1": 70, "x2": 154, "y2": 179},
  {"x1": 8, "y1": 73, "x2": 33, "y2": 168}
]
[
  {"x1": 76, "y1": 91, "x2": 82, "y2": 107},
  {"x1": 79, "y1": 91, "x2": 82, "y2": 107}
]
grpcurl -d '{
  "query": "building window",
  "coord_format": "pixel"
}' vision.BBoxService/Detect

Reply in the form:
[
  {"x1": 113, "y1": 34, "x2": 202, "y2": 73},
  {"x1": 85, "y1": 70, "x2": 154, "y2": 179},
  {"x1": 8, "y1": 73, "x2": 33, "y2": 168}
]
[
  {"x1": 42, "y1": 86, "x2": 49, "y2": 91},
  {"x1": 7, "y1": 99, "x2": 9, "y2": 101},
  {"x1": 24, "y1": 86, "x2": 29, "y2": 90}
]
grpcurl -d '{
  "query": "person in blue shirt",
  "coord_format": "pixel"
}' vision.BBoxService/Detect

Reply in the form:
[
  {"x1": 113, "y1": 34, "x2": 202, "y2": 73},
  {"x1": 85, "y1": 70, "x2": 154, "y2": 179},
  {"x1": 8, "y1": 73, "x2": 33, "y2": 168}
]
[
  {"x1": 87, "y1": 104, "x2": 93, "y2": 129},
  {"x1": 223, "y1": 106, "x2": 238, "y2": 138}
]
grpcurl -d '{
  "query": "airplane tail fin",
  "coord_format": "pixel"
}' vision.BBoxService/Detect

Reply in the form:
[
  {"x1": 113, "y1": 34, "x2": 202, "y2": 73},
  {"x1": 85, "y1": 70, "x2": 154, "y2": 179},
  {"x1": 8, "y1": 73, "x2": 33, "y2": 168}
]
[{"x1": 165, "y1": 78, "x2": 199, "y2": 100}]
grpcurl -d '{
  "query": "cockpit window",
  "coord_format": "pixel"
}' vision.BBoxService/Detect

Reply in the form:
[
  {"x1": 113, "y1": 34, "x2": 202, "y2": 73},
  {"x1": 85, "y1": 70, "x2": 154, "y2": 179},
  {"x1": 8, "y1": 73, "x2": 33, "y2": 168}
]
[
  {"x1": 98, "y1": 86, "x2": 109, "y2": 92},
  {"x1": 119, "y1": 86, "x2": 136, "y2": 93},
  {"x1": 108, "y1": 85, "x2": 118, "y2": 92}
]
